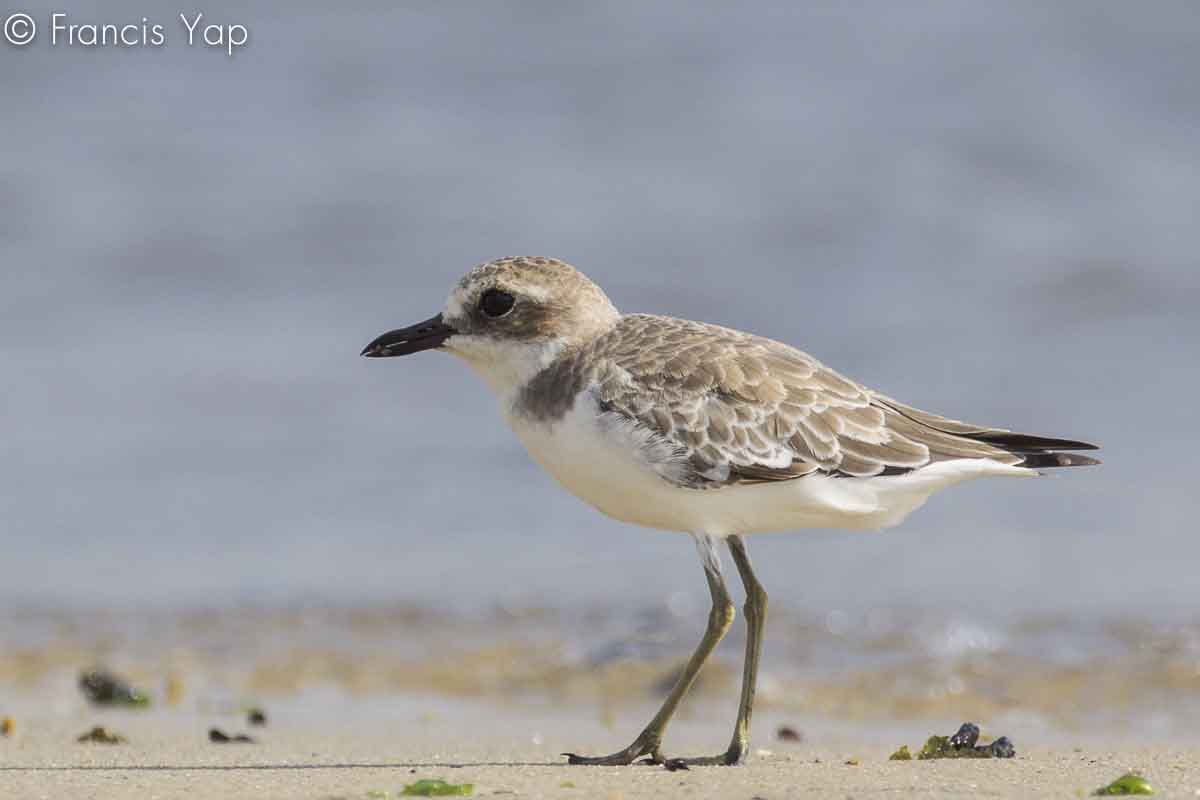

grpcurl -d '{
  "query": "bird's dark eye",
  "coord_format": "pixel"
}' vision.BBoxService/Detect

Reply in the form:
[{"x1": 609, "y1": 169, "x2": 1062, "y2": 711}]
[{"x1": 479, "y1": 289, "x2": 515, "y2": 318}]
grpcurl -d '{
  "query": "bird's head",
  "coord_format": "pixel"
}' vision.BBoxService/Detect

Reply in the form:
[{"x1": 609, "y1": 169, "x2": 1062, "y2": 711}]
[{"x1": 361, "y1": 256, "x2": 620, "y2": 394}]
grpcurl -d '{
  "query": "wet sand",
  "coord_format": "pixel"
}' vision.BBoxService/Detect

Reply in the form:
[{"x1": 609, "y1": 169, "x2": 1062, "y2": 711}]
[{"x1": 6, "y1": 604, "x2": 1200, "y2": 736}]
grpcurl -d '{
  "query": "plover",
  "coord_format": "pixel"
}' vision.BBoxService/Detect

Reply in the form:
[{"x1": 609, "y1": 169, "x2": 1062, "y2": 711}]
[{"x1": 362, "y1": 256, "x2": 1099, "y2": 766}]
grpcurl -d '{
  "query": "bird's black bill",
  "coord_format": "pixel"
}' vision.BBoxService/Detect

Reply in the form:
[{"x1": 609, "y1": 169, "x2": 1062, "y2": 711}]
[{"x1": 361, "y1": 313, "x2": 456, "y2": 357}]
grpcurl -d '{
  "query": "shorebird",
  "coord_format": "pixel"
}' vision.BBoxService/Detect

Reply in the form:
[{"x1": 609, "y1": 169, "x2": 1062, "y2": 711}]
[{"x1": 361, "y1": 256, "x2": 1099, "y2": 766}]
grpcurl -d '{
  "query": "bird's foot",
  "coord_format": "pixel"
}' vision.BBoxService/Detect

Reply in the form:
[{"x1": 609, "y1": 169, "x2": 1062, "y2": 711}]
[
  {"x1": 563, "y1": 736, "x2": 661, "y2": 766},
  {"x1": 654, "y1": 745, "x2": 746, "y2": 767}
]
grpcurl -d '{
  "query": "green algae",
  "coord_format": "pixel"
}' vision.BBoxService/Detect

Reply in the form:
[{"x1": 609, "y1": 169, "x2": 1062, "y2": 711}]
[
  {"x1": 1094, "y1": 773, "x2": 1154, "y2": 795},
  {"x1": 400, "y1": 779, "x2": 474, "y2": 797}
]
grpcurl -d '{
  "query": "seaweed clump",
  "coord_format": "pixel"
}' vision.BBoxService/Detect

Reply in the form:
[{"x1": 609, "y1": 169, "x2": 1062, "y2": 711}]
[{"x1": 913, "y1": 723, "x2": 1015, "y2": 760}]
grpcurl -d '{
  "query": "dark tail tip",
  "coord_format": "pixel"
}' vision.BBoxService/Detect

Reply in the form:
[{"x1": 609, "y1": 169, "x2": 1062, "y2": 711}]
[
  {"x1": 968, "y1": 431, "x2": 1100, "y2": 469},
  {"x1": 974, "y1": 432, "x2": 1099, "y2": 452},
  {"x1": 1021, "y1": 452, "x2": 1102, "y2": 469}
]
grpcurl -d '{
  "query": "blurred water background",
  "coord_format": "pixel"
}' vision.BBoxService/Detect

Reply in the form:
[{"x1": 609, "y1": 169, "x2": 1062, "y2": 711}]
[{"x1": 3, "y1": 1, "x2": 1199, "y2": 734}]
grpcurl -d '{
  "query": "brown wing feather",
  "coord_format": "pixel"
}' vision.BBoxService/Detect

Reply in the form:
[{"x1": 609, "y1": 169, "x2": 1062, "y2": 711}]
[{"x1": 588, "y1": 315, "x2": 1098, "y2": 488}]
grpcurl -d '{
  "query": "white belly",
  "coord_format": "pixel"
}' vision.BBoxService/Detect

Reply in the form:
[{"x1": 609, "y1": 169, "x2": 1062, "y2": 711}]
[
  {"x1": 503, "y1": 391, "x2": 1034, "y2": 537},
  {"x1": 507, "y1": 394, "x2": 687, "y2": 530}
]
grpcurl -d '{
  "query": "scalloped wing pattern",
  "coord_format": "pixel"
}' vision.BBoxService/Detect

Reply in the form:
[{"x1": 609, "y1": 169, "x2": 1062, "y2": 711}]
[{"x1": 587, "y1": 315, "x2": 1024, "y2": 488}]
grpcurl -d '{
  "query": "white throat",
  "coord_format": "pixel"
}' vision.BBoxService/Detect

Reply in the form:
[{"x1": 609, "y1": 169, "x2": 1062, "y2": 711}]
[{"x1": 445, "y1": 334, "x2": 567, "y2": 404}]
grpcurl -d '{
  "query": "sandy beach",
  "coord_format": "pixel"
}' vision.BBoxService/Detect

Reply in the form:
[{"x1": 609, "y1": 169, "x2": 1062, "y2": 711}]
[
  {"x1": 4, "y1": 721, "x2": 1199, "y2": 799},
  {"x1": 4, "y1": 604, "x2": 1200, "y2": 798},
  {"x1": 4, "y1": 698, "x2": 1199, "y2": 799}
]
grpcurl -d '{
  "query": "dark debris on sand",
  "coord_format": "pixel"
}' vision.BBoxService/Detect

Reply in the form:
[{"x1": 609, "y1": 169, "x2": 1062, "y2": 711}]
[
  {"x1": 776, "y1": 724, "x2": 803, "y2": 742},
  {"x1": 77, "y1": 726, "x2": 126, "y2": 744},
  {"x1": 892, "y1": 722, "x2": 1016, "y2": 760},
  {"x1": 78, "y1": 668, "x2": 150, "y2": 708}
]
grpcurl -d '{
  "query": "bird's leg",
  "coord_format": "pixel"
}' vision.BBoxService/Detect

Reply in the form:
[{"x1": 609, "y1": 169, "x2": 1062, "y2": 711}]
[
  {"x1": 666, "y1": 535, "x2": 768, "y2": 766},
  {"x1": 565, "y1": 535, "x2": 734, "y2": 766}
]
